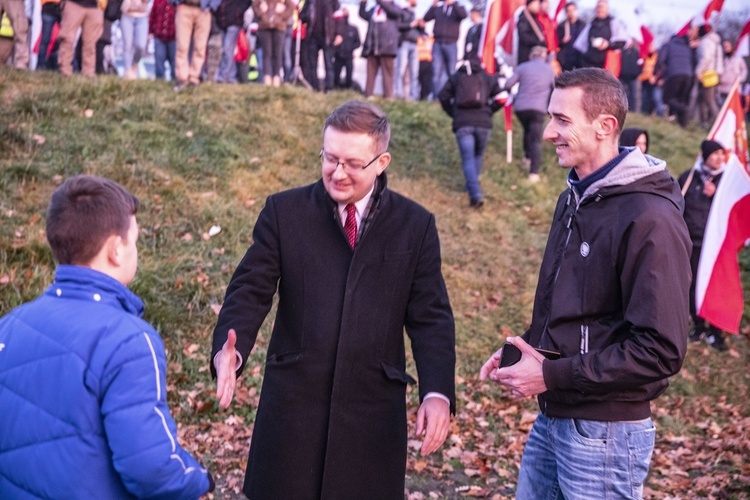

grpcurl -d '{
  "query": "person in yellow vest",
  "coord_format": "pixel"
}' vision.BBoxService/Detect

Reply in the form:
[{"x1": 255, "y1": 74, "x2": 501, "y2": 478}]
[
  {"x1": 638, "y1": 41, "x2": 664, "y2": 116},
  {"x1": 0, "y1": 12, "x2": 14, "y2": 65},
  {"x1": 417, "y1": 30, "x2": 433, "y2": 100},
  {"x1": 0, "y1": 0, "x2": 29, "y2": 68}
]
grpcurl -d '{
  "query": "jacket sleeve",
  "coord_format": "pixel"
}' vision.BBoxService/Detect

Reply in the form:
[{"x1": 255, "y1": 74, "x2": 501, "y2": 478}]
[
  {"x1": 101, "y1": 329, "x2": 211, "y2": 499},
  {"x1": 437, "y1": 73, "x2": 456, "y2": 116},
  {"x1": 377, "y1": 0, "x2": 402, "y2": 19},
  {"x1": 405, "y1": 214, "x2": 456, "y2": 412},
  {"x1": 543, "y1": 204, "x2": 691, "y2": 394},
  {"x1": 423, "y1": 5, "x2": 435, "y2": 22},
  {"x1": 211, "y1": 197, "x2": 282, "y2": 377},
  {"x1": 451, "y1": 3, "x2": 466, "y2": 20},
  {"x1": 359, "y1": 1, "x2": 372, "y2": 21}
]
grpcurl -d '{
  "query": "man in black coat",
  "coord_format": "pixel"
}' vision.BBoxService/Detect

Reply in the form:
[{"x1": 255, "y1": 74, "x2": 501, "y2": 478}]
[
  {"x1": 212, "y1": 100, "x2": 456, "y2": 499},
  {"x1": 516, "y1": 0, "x2": 545, "y2": 65},
  {"x1": 556, "y1": 1, "x2": 584, "y2": 71},
  {"x1": 423, "y1": 0, "x2": 466, "y2": 98},
  {"x1": 299, "y1": 0, "x2": 339, "y2": 91}
]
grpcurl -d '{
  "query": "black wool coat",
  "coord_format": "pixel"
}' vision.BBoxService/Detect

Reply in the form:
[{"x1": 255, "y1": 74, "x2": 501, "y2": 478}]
[{"x1": 211, "y1": 174, "x2": 456, "y2": 499}]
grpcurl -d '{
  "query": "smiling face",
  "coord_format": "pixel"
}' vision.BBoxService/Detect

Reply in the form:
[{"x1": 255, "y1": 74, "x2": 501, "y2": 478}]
[
  {"x1": 321, "y1": 127, "x2": 390, "y2": 205},
  {"x1": 704, "y1": 148, "x2": 726, "y2": 173},
  {"x1": 543, "y1": 87, "x2": 604, "y2": 176}
]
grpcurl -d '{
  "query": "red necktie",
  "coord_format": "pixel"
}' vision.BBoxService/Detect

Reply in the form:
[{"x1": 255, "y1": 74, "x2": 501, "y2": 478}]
[{"x1": 344, "y1": 204, "x2": 357, "y2": 249}]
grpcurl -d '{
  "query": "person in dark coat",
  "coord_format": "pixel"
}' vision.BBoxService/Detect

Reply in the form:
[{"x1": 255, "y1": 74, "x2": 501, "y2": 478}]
[
  {"x1": 573, "y1": 0, "x2": 626, "y2": 69},
  {"x1": 516, "y1": 0, "x2": 545, "y2": 65},
  {"x1": 211, "y1": 100, "x2": 456, "y2": 499},
  {"x1": 332, "y1": 7, "x2": 360, "y2": 89},
  {"x1": 556, "y1": 1, "x2": 584, "y2": 71},
  {"x1": 481, "y1": 68, "x2": 691, "y2": 499},
  {"x1": 438, "y1": 58, "x2": 502, "y2": 207},
  {"x1": 214, "y1": 0, "x2": 253, "y2": 83},
  {"x1": 423, "y1": 0, "x2": 466, "y2": 98},
  {"x1": 359, "y1": 0, "x2": 402, "y2": 98},
  {"x1": 657, "y1": 31, "x2": 697, "y2": 128},
  {"x1": 299, "y1": 0, "x2": 339, "y2": 91},
  {"x1": 678, "y1": 140, "x2": 727, "y2": 351}
]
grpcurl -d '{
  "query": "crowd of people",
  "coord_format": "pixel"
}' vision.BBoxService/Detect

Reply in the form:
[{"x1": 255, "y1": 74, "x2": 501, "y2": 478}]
[{"x1": 1, "y1": 0, "x2": 748, "y2": 115}]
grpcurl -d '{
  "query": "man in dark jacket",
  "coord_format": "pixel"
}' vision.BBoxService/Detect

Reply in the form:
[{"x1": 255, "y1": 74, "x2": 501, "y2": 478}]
[
  {"x1": 481, "y1": 68, "x2": 691, "y2": 499},
  {"x1": 678, "y1": 140, "x2": 727, "y2": 351},
  {"x1": 332, "y1": 7, "x2": 360, "y2": 89},
  {"x1": 573, "y1": 0, "x2": 625, "y2": 69},
  {"x1": 423, "y1": 0, "x2": 466, "y2": 98},
  {"x1": 657, "y1": 31, "x2": 697, "y2": 128},
  {"x1": 395, "y1": 0, "x2": 421, "y2": 100},
  {"x1": 438, "y1": 59, "x2": 502, "y2": 207},
  {"x1": 556, "y1": 1, "x2": 584, "y2": 71},
  {"x1": 516, "y1": 0, "x2": 545, "y2": 65},
  {"x1": 212, "y1": 100, "x2": 456, "y2": 499},
  {"x1": 299, "y1": 0, "x2": 339, "y2": 91},
  {"x1": 360, "y1": 0, "x2": 402, "y2": 98}
]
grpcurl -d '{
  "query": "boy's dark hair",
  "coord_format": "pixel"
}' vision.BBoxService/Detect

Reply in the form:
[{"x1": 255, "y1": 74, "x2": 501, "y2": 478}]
[
  {"x1": 324, "y1": 100, "x2": 391, "y2": 153},
  {"x1": 554, "y1": 68, "x2": 628, "y2": 133},
  {"x1": 46, "y1": 175, "x2": 139, "y2": 265}
]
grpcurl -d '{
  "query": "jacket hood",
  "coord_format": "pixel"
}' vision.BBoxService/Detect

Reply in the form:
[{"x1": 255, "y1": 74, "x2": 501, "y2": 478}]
[{"x1": 575, "y1": 147, "x2": 683, "y2": 210}]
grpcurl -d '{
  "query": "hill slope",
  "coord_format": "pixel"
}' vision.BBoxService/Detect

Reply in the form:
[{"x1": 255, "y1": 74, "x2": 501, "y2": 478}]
[{"x1": 1, "y1": 70, "x2": 748, "y2": 498}]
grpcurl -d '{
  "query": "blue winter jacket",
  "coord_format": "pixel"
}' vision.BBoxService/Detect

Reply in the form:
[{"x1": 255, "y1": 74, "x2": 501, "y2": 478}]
[{"x1": 0, "y1": 266, "x2": 211, "y2": 499}]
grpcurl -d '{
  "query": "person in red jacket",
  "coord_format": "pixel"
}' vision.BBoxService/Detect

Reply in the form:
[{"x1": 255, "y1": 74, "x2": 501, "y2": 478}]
[{"x1": 149, "y1": 0, "x2": 176, "y2": 80}]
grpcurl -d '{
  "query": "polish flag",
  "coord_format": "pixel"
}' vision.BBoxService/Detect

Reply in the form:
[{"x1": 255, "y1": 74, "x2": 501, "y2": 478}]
[
  {"x1": 479, "y1": 0, "x2": 524, "y2": 74},
  {"x1": 695, "y1": 81, "x2": 750, "y2": 334},
  {"x1": 676, "y1": 0, "x2": 724, "y2": 37},
  {"x1": 552, "y1": 0, "x2": 565, "y2": 22}
]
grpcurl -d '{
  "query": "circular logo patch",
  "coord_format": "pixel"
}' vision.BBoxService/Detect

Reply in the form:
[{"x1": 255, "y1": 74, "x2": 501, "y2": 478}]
[{"x1": 580, "y1": 242, "x2": 590, "y2": 257}]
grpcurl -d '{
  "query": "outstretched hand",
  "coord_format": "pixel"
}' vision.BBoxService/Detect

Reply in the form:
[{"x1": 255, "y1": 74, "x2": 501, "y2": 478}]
[
  {"x1": 215, "y1": 329, "x2": 238, "y2": 409},
  {"x1": 416, "y1": 397, "x2": 451, "y2": 456}
]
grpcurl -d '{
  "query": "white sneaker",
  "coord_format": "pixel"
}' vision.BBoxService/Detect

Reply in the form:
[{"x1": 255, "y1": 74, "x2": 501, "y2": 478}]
[{"x1": 528, "y1": 173, "x2": 541, "y2": 183}]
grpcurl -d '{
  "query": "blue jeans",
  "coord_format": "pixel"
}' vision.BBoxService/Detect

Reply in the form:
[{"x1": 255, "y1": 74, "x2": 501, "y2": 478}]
[
  {"x1": 432, "y1": 41, "x2": 457, "y2": 98},
  {"x1": 153, "y1": 39, "x2": 175, "y2": 80},
  {"x1": 37, "y1": 13, "x2": 59, "y2": 70},
  {"x1": 395, "y1": 41, "x2": 419, "y2": 100},
  {"x1": 517, "y1": 413, "x2": 655, "y2": 500},
  {"x1": 120, "y1": 15, "x2": 149, "y2": 71},
  {"x1": 216, "y1": 25, "x2": 240, "y2": 83},
  {"x1": 455, "y1": 126, "x2": 491, "y2": 203}
]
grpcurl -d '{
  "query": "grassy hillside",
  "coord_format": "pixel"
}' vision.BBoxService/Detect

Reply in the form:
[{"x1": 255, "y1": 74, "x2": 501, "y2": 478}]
[{"x1": 1, "y1": 69, "x2": 748, "y2": 498}]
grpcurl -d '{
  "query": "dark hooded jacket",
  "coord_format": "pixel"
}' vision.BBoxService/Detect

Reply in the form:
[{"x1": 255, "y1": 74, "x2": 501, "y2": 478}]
[
  {"x1": 359, "y1": 0, "x2": 402, "y2": 58},
  {"x1": 522, "y1": 148, "x2": 692, "y2": 422}
]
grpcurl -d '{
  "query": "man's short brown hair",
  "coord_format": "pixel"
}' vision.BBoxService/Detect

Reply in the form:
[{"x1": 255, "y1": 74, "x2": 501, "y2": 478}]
[
  {"x1": 324, "y1": 100, "x2": 391, "y2": 154},
  {"x1": 554, "y1": 68, "x2": 628, "y2": 133},
  {"x1": 46, "y1": 175, "x2": 139, "y2": 265}
]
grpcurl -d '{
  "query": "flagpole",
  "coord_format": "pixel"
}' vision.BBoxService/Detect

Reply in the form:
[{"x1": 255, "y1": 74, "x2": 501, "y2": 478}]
[{"x1": 706, "y1": 78, "x2": 740, "y2": 139}]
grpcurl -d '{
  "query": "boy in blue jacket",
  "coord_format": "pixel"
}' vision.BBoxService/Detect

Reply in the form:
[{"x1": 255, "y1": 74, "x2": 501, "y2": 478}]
[{"x1": 0, "y1": 175, "x2": 214, "y2": 499}]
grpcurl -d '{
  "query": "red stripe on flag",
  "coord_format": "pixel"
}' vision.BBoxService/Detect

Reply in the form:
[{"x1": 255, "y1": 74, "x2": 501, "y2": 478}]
[{"x1": 698, "y1": 193, "x2": 750, "y2": 334}]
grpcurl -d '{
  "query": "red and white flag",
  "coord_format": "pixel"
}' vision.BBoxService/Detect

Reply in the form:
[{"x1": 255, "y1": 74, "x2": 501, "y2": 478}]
[
  {"x1": 676, "y1": 0, "x2": 724, "y2": 37},
  {"x1": 479, "y1": 0, "x2": 524, "y2": 74},
  {"x1": 695, "y1": 81, "x2": 750, "y2": 334},
  {"x1": 552, "y1": 0, "x2": 565, "y2": 23}
]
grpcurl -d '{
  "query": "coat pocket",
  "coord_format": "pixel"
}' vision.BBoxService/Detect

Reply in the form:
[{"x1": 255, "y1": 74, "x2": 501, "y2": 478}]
[{"x1": 380, "y1": 362, "x2": 417, "y2": 385}]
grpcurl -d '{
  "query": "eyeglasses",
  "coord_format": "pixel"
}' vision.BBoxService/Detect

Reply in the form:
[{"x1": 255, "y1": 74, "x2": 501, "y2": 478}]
[{"x1": 320, "y1": 150, "x2": 384, "y2": 174}]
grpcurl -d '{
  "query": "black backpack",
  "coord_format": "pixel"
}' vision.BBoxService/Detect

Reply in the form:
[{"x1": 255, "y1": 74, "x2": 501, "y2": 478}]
[{"x1": 454, "y1": 62, "x2": 487, "y2": 109}]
